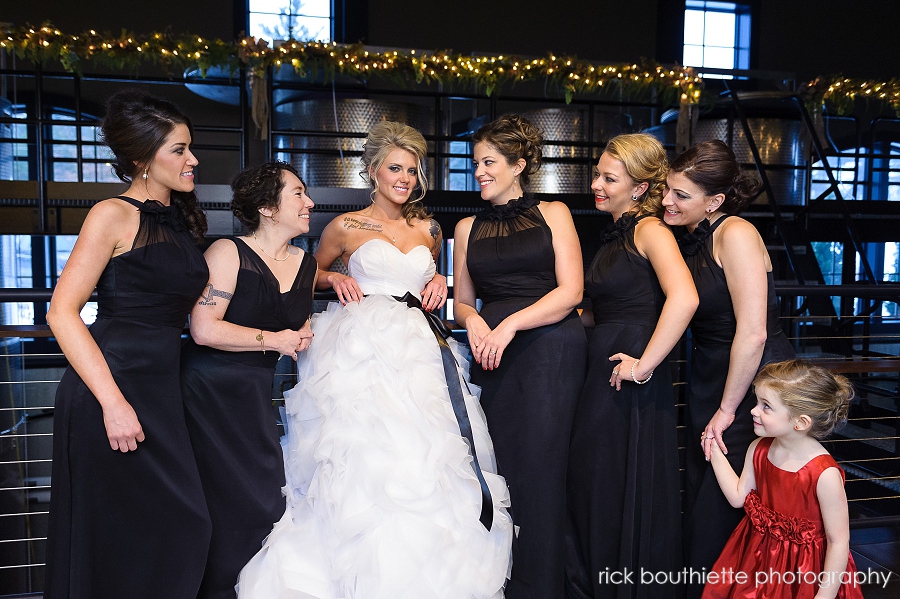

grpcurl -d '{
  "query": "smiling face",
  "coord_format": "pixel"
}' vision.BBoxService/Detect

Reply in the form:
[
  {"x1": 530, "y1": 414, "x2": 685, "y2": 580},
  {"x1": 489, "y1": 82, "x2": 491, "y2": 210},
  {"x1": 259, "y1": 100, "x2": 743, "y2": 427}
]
[
  {"x1": 662, "y1": 171, "x2": 723, "y2": 231},
  {"x1": 143, "y1": 123, "x2": 197, "y2": 199},
  {"x1": 591, "y1": 152, "x2": 645, "y2": 219},
  {"x1": 750, "y1": 385, "x2": 798, "y2": 439},
  {"x1": 473, "y1": 141, "x2": 525, "y2": 205},
  {"x1": 372, "y1": 147, "x2": 420, "y2": 207},
  {"x1": 274, "y1": 170, "x2": 314, "y2": 236}
]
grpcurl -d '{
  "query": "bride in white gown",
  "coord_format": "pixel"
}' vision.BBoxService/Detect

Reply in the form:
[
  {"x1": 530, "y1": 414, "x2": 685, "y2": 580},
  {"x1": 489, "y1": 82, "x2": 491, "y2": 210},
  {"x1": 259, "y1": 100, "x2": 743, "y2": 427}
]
[{"x1": 236, "y1": 122, "x2": 513, "y2": 599}]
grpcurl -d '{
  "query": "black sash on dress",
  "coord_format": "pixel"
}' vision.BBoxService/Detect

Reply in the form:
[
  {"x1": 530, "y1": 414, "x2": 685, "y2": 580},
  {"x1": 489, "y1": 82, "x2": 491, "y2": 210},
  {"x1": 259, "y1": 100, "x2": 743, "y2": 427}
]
[{"x1": 394, "y1": 292, "x2": 494, "y2": 531}]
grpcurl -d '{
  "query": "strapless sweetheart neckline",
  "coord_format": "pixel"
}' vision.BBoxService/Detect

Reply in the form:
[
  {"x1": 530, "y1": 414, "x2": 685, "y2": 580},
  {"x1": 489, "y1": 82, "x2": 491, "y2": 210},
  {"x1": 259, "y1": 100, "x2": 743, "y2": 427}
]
[{"x1": 350, "y1": 238, "x2": 432, "y2": 260}]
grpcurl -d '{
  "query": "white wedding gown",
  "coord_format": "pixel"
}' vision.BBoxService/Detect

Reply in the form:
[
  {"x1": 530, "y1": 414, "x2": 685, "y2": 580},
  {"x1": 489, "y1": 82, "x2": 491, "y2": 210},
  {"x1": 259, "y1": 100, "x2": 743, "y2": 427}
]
[{"x1": 237, "y1": 239, "x2": 513, "y2": 599}]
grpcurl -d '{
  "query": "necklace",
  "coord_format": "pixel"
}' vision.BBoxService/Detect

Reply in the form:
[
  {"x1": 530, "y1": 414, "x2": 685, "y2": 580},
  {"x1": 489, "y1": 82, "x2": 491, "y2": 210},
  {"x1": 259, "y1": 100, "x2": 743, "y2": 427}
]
[{"x1": 253, "y1": 233, "x2": 290, "y2": 261}]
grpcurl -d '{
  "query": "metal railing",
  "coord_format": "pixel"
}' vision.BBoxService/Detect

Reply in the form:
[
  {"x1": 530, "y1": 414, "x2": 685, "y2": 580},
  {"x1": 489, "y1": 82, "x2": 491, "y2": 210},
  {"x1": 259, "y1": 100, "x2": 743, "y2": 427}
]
[{"x1": 1, "y1": 284, "x2": 899, "y2": 595}]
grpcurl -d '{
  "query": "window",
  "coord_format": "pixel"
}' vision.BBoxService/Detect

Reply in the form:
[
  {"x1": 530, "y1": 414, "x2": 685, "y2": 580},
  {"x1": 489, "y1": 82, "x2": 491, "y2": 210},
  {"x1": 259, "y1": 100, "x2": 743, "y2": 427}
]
[
  {"x1": 683, "y1": 1, "x2": 750, "y2": 77},
  {"x1": 0, "y1": 104, "x2": 30, "y2": 181},
  {"x1": 249, "y1": 0, "x2": 332, "y2": 43}
]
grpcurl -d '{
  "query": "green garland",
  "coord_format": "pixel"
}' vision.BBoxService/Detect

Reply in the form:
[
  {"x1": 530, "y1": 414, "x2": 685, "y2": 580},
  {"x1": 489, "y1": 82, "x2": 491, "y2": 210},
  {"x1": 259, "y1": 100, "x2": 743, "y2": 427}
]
[
  {"x1": 1, "y1": 23, "x2": 701, "y2": 105},
  {"x1": 2, "y1": 23, "x2": 897, "y2": 116}
]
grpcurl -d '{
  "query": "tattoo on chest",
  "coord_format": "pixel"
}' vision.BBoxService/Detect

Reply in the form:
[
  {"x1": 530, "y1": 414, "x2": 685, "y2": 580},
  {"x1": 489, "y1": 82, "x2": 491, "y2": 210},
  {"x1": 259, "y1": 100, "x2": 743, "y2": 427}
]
[
  {"x1": 343, "y1": 217, "x2": 382, "y2": 232},
  {"x1": 197, "y1": 284, "x2": 234, "y2": 306}
]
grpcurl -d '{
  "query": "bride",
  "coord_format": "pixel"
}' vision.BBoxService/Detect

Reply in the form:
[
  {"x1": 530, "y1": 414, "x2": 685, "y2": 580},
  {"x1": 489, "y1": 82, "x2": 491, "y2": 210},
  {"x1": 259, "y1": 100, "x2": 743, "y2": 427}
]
[{"x1": 237, "y1": 121, "x2": 513, "y2": 599}]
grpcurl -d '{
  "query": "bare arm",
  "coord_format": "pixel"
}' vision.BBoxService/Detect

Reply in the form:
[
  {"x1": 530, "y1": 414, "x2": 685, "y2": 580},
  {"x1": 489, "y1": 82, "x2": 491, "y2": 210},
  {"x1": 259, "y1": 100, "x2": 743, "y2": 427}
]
[
  {"x1": 708, "y1": 437, "x2": 759, "y2": 508},
  {"x1": 188, "y1": 240, "x2": 313, "y2": 359},
  {"x1": 420, "y1": 218, "x2": 447, "y2": 312},
  {"x1": 610, "y1": 217, "x2": 698, "y2": 388},
  {"x1": 452, "y1": 217, "x2": 493, "y2": 361},
  {"x1": 815, "y1": 467, "x2": 851, "y2": 599},
  {"x1": 313, "y1": 216, "x2": 363, "y2": 304},
  {"x1": 45, "y1": 200, "x2": 145, "y2": 452},
  {"x1": 705, "y1": 218, "x2": 770, "y2": 456}
]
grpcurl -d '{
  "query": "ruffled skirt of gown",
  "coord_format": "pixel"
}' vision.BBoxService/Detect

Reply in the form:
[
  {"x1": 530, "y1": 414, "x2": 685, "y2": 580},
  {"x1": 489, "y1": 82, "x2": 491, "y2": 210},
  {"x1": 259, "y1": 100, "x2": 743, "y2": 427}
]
[{"x1": 237, "y1": 295, "x2": 513, "y2": 599}]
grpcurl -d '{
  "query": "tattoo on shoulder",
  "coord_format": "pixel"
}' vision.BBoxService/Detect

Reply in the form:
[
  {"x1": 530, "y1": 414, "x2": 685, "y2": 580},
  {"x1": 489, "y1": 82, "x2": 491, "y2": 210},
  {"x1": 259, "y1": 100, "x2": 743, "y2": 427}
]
[
  {"x1": 197, "y1": 284, "x2": 233, "y2": 306},
  {"x1": 343, "y1": 217, "x2": 382, "y2": 232},
  {"x1": 429, "y1": 219, "x2": 443, "y2": 251}
]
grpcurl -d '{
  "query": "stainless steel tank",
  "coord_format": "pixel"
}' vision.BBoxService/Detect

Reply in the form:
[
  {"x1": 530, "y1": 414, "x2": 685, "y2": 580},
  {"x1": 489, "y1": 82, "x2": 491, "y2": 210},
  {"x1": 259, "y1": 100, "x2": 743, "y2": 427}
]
[
  {"x1": 521, "y1": 107, "x2": 633, "y2": 194},
  {"x1": 275, "y1": 98, "x2": 434, "y2": 188},
  {"x1": 646, "y1": 100, "x2": 809, "y2": 205}
]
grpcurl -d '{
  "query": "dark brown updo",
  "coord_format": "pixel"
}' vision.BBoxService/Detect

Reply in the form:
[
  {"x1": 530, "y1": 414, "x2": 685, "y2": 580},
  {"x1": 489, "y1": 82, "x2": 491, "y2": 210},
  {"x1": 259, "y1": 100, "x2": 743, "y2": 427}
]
[
  {"x1": 231, "y1": 161, "x2": 304, "y2": 233},
  {"x1": 101, "y1": 89, "x2": 207, "y2": 243},
  {"x1": 472, "y1": 114, "x2": 544, "y2": 187},
  {"x1": 670, "y1": 140, "x2": 761, "y2": 215}
]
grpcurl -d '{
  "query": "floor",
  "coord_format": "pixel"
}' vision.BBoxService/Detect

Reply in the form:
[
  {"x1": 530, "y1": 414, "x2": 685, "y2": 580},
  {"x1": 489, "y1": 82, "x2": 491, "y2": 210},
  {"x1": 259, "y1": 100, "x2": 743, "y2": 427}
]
[{"x1": 850, "y1": 525, "x2": 900, "y2": 597}]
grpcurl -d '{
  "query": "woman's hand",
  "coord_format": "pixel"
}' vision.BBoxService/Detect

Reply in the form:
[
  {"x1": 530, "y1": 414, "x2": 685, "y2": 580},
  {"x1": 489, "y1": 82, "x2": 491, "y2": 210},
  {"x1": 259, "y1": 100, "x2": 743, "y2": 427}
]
[
  {"x1": 270, "y1": 328, "x2": 314, "y2": 360},
  {"x1": 101, "y1": 399, "x2": 145, "y2": 452},
  {"x1": 608, "y1": 352, "x2": 644, "y2": 391},
  {"x1": 421, "y1": 273, "x2": 448, "y2": 312},
  {"x1": 473, "y1": 318, "x2": 516, "y2": 371},
  {"x1": 702, "y1": 408, "x2": 736, "y2": 459},
  {"x1": 465, "y1": 315, "x2": 492, "y2": 364},
  {"x1": 327, "y1": 272, "x2": 364, "y2": 305}
]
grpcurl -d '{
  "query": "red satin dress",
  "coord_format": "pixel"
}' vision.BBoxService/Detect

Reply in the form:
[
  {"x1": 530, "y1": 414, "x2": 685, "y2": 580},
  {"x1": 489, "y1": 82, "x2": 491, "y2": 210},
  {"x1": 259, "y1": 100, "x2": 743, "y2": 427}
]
[{"x1": 702, "y1": 437, "x2": 864, "y2": 599}]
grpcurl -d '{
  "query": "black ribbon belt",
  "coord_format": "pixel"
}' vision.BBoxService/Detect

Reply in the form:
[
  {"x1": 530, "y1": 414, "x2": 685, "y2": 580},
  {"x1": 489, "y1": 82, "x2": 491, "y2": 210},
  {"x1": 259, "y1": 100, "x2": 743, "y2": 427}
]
[{"x1": 394, "y1": 292, "x2": 494, "y2": 531}]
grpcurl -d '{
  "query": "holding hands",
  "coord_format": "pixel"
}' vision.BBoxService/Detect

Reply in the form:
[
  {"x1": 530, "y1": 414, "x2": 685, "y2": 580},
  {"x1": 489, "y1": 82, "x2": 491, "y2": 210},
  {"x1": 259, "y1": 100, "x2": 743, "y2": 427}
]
[{"x1": 701, "y1": 408, "x2": 735, "y2": 460}]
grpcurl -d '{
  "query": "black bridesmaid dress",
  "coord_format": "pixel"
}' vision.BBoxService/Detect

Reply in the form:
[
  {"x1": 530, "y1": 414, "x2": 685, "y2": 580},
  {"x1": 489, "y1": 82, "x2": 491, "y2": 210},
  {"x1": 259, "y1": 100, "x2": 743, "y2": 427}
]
[
  {"x1": 679, "y1": 215, "x2": 795, "y2": 597},
  {"x1": 181, "y1": 237, "x2": 317, "y2": 599},
  {"x1": 566, "y1": 215, "x2": 682, "y2": 599},
  {"x1": 45, "y1": 196, "x2": 212, "y2": 599},
  {"x1": 467, "y1": 195, "x2": 588, "y2": 599}
]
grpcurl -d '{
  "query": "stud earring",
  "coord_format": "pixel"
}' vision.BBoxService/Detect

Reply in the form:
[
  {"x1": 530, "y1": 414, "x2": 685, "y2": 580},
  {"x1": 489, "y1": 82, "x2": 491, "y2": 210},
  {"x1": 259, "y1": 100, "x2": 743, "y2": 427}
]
[
  {"x1": 632, "y1": 195, "x2": 638, "y2": 200},
  {"x1": 794, "y1": 424, "x2": 800, "y2": 430}
]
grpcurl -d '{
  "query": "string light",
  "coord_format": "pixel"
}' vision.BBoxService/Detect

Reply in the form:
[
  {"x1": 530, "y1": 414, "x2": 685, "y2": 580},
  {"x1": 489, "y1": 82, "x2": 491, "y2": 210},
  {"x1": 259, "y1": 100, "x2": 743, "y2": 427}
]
[{"x1": 4, "y1": 22, "x2": 897, "y2": 115}]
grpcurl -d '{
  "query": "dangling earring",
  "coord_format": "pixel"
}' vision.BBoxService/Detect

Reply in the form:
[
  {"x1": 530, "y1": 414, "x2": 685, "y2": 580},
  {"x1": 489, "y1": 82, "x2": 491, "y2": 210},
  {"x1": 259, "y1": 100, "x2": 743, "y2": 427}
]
[{"x1": 142, "y1": 169, "x2": 148, "y2": 180}]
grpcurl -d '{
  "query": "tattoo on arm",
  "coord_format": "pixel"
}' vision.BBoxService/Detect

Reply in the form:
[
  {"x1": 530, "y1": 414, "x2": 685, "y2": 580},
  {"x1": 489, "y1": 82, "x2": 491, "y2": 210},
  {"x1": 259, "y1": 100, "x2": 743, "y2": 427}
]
[
  {"x1": 197, "y1": 284, "x2": 233, "y2": 306},
  {"x1": 343, "y1": 217, "x2": 383, "y2": 232},
  {"x1": 429, "y1": 219, "x2": 443, "y2": 254}
]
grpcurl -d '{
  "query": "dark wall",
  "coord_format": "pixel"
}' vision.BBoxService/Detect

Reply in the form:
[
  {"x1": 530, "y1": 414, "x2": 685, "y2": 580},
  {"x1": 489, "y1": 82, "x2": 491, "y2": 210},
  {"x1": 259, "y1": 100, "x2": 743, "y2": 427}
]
[
  {"x1": 757, "y1": 0, "x2": 900, "y2": 80},
  {"x1": 365, "y1": 0, "x2": 658, "y2": 62},
  {"x1": 3, "y1": 0, "x2": 239, "y2": 40}
]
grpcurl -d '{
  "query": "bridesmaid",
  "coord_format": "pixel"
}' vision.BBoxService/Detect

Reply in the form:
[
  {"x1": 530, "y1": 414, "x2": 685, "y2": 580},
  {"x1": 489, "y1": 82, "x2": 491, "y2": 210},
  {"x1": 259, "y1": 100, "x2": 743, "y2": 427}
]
[
  {"x1": 45, "y1": 89, "x2": 211, "y2": 598},
  {"x1": 566, "y1": 133, "x2": 698, "y2": 599},
  {"x1": 454, "y1": 114, "x2": 587, "y2": 599},
  {"x1": 181, "y1": 161, "x2": 317, "y2": 599},
  {"x1": 661, "y1": 140, "x2": 795, "y2": 597}
]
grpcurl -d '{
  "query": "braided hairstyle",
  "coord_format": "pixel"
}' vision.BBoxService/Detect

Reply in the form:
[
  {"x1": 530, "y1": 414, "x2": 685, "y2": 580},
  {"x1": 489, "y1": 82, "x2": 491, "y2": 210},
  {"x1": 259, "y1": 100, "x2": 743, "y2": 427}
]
[
  {"x1": 472, "y1": 114, "x2": 544, "y2": 188},
  {"x1": 754, "y1": 359, "x2": 855, "y2": 440},
  {"x1": 231, "y1": 161, "x2": 304, "y2": 233},
  {"x1": 603, "y1": 133, "x2": 668, "y2": 217},
  {"x1": 101, "y1": 89, "x2": 207, "y2": 243},
  {"x1": 359, "y1": 121, "x2": 431, "y2": 224},
  {"x1": 670, "y1": 140, "x2": 761, "y2": 215}
]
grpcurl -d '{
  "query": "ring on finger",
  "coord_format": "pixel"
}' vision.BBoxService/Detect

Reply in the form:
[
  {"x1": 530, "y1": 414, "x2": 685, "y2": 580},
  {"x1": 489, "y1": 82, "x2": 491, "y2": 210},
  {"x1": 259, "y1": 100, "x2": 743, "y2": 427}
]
[
  {"x1": 489, "y1": 349, "x2": 497, "y2": 355},
  {"x1": 612, "y1": 369, "x2": 619, "y2": 376}
]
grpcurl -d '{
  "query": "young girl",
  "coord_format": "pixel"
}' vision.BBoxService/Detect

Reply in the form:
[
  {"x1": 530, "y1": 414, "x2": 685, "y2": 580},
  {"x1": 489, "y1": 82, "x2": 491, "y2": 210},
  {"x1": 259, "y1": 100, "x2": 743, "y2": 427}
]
[{"x1": 702, "y1": 359, "x2": 863, "y2": 599}]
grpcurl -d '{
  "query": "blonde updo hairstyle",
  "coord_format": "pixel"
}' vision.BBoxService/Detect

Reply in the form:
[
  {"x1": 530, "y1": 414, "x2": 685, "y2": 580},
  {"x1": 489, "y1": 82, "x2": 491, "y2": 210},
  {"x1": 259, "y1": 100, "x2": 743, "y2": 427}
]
[
  {"x1": 753, "y1": 359, "x2": 855, "y2": 440},
  {"x1": 602, "y1": 133, "x2": 668, "y2": 217},
  {"x1": 472, "y1": 114, "x2": 544, "y2": 188},
  {"x1": 359, "y1": 121, "x2": 430, "y2": 224}
]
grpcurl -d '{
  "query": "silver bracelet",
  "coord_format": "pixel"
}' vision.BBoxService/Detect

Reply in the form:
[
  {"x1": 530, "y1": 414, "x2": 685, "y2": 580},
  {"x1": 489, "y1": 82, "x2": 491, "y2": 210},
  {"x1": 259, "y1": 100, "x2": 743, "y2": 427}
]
[{"x1": 632, "y1": 359, "x2": 653, "y2": 385}]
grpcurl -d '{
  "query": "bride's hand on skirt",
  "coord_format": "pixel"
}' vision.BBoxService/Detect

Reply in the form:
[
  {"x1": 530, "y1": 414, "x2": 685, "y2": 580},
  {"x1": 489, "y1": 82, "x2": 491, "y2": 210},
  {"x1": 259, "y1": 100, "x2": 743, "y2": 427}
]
[
  {"x1": 326, "y1": 272, "x2": 364, "y2": 305},
  {"x1": 421, "y1": 273, "x2": 448, "y2": 312}
]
